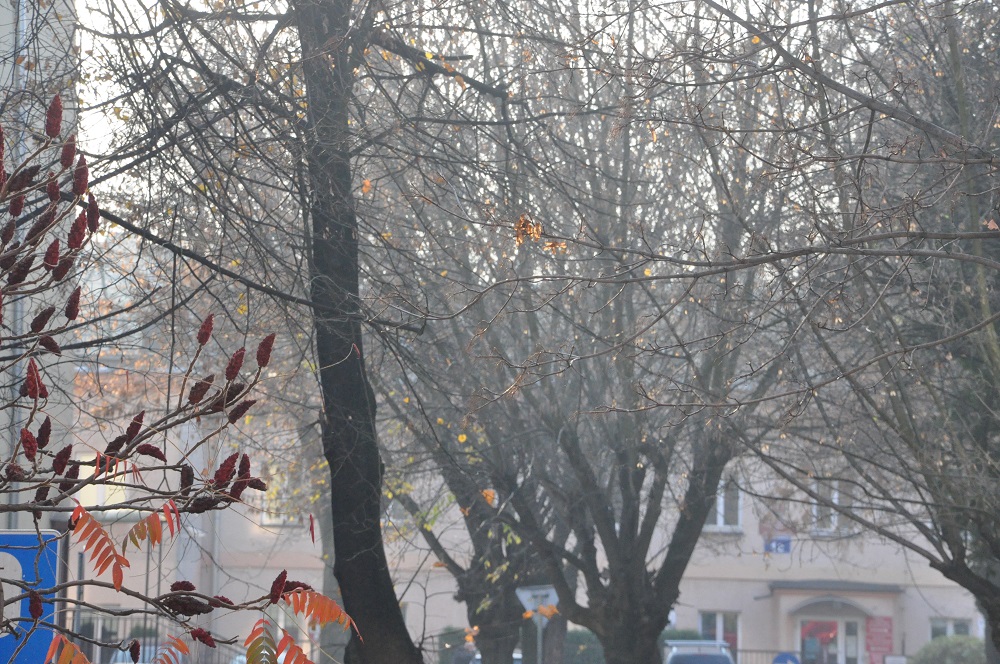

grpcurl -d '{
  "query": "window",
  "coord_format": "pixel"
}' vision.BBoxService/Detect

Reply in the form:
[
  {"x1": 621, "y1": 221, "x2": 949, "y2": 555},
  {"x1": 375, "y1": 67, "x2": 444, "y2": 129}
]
[
  {"x1": 931, "y1": 618, "x2": 971, "y2": 640},
  {"x1": 706, "y1": 479, "x2": 741, "y2": 530},
  {"x1": 700, "y1": 611, "x2": 738, "y2": 653},
  {"x1": 812, "y1": 480, "x2": 852, "y2": 533}
]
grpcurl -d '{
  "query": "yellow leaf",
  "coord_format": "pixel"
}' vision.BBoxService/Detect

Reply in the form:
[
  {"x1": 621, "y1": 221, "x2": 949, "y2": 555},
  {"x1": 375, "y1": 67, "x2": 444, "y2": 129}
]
[
  {"x1": 440, "y1": 270, "x2": 448, "y2": 277},
  {"x1": 432, "y1": 561, "x2": 447, "y2": 568},
  {"x1": 644, "y1": 268, "x2": 652, "y2": 276},
  {"x1": 362, "y1": 179, "x2": 372, "y2": 194},
  {"x1": 437, "y1": 418, "x2": 445, "y2": 425},
  {"x1": 458, "y1": 434, "x2": 467, "y2": 443},
  {"x1": 752, "y1": 35, "x2": 761, "y2": 44},
  {"x1": 403, "y1": 397, "x2": 410, "y2": 404}
]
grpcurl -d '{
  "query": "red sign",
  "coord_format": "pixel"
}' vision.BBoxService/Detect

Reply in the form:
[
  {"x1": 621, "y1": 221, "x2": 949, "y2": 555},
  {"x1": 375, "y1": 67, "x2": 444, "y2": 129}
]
[{"x1": 866, "y1": 616, "x2": 893, "y2": 664}]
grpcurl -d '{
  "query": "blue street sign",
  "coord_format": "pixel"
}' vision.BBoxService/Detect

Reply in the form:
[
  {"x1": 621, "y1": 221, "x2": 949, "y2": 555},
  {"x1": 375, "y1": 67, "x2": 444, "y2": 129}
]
[
  {"x1": 0, "y1": 530, "x2": 60, "y2": 663},
  {"x1": 773, "y1": 653, "x2": 800, "y2": 664},
  {"x1": 765, "y1": 536, "x2": 792, "y2": 554}
]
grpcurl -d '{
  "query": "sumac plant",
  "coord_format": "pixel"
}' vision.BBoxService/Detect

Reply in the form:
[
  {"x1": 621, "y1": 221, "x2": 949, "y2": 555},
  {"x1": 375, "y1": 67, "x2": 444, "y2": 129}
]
[{"x1": 0, "y1": 95, "x2": 350, "y2": 664}]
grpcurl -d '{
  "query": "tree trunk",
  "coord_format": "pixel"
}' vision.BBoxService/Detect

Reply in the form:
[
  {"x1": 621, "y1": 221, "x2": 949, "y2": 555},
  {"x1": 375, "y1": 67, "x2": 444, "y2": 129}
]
[
  {"x1": 466, "y1": 589, "x2": 522, "y2": 664},
  {"x1": 542, "y1": 614, "x2": 568, "y2": 664},
  {"x1": 595, "y1": 624, "x2": 662, "y2": 664},
  {"x1": 293, "y1": 0, "x2": 421, "y2": 662}
]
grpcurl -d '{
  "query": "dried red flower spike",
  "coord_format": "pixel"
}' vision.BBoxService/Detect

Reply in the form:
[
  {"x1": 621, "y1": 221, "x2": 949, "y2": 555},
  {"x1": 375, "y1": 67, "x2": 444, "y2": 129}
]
[
  {"x1": 37, "y1": 417, "x2": 51, "y2": 449},
  {"x1": 8, "y1": 195, "x2": 24, "y2": 217},
  {"x1": 43, "y1": 239, "x2": 60, "y2": 270},
  {"x1": 34, "y1": 485, "x2": 49, "y2": 503},
  {"x1": 247, "y1": 478, "x2": 267, "y2": 491},
  {"x1": 188, "y1": 375, "x2": 215, "y2": 405},
  {"x1": 227, "y1": 399, "x2": 256, "y2": 424},
  {"x1": 28, "y1": 590, "x2": 43, "y2": 619},
  {"x1": 45, "y1": 95, "x2": 62, "y2": 138},
  {"x1": 125, "y1": 411, "x2": 145, "y2": 441},
  {"x1": 135, "y1": 443, "x2": 167, "y2": 463},
  {"x1": 238, "y1": 453, "x2": 250, "y2": 479},
  {"x1": 20, "y1": 428, "x2": 37, "y2": 462},
  {"x1": 52, "y1": 445, "x2": 72, "y2": 475},
  {"x1": 72, "y1": 154, "x2": 88, "y2": 196},
  {"x1": 86, "y1": 193, "x2": 100, "y2": 232},
  {"x1": 46, "y1": 172, "x2": 59, "y2": 201},
  {"x1": 129, "y1": 640, "x2": 140, "y2": 664},
  {"x1": 225, "y1": 347, "x2": 245, "y2": 381},
  {"x1": 212, "y1": 452, "x2": 239, "y2": 488},
  {"x1": 52, "y1": 256, "x2": 74, "y2": 282},
  {"x1": 190, "y1": 628, "x2": 216, "y2": 648},
  {"x1": 30, "y1": 306, "x2": 56, "y2": 333},
  {"x1": 58, "y1": 462, "x2": 80, "y2": 493},
  {"x1": 179, "y1": 465, "x2": 194, "y2": 496},
  {"x1": 38, "y1": 335, "x2": 61, "y2": 355},
  {"x1": 268, "y1": 570, "x2": 287, "y2": 604},
  {"x1": 256, "y1": 333, "x2": 276, "y2": 367},
  {"x1": 8, "y1": 165, "x2": 40, "y2": 192},
  {"x1": 1, "y1": 221, "x2": 14, "y2": 246},
  {"x1": 65, "y1": 287, "x2": 81, "y2": 321},
  {"x1": 24, "y1": 359, "x2": 42, "y2": 400},
  {"x1": 170, "y1": 580, "x2": 196, "y2": 593},
  {"x1": 60, "y1": 135, "x2": 76, "y2": 170},
  {"x1": 197, "y1": 314, "x2": 214, "y2": 346},
  {"x1": 7, "y1": 254, "x2": 33, "y2": 285},
  {"x1": 25, "y1": 203, "x2": 57, "y2": 245},
  {"x1": 68, "y1": 211, "x2": 86, "y2": 249}
]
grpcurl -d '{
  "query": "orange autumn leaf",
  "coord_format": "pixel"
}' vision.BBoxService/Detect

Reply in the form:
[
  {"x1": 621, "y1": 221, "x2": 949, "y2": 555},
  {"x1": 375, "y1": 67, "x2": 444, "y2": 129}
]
[
  {"x1": 361, "y1": 179, "x2": 372, "y2": 194},
  {"x1": 481, "y1": 489, "x2": 496, "y2": 505},
  {"x1": 537, "y1": 604, "x2": 559, "y2": 619}
]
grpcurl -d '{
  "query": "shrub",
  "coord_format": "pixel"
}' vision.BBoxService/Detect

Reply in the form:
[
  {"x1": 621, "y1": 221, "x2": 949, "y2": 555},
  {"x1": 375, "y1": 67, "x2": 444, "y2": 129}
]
[{"x1": 911, "y1": 635, "x2": 985, "y2": 664}]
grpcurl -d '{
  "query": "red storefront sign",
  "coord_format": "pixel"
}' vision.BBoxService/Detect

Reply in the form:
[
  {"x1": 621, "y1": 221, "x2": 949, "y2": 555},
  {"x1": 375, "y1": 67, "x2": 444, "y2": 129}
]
[{"x1": 865, "y1": 616, "x2": 893, "y2": 664}]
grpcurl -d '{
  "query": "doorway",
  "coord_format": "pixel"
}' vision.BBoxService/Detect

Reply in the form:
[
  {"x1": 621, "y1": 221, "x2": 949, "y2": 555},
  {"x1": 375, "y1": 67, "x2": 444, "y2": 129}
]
[{"x1": 799, "y1": 619, "x2": 860, "y2": 664}]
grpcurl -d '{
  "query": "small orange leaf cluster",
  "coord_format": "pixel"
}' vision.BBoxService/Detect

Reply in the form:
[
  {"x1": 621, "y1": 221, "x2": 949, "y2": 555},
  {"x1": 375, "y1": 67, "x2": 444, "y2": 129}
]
[
  {"x1": 123, "y1": 500, "x2": 181, "y2": 552},
  {"x1": 514, "y1": 213, "x2": 542, "y2": 246}
]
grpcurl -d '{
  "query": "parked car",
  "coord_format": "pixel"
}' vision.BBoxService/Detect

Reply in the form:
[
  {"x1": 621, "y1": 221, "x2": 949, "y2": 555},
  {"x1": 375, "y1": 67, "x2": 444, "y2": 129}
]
[
  {"x1": 106, "y1": 640, "x2": 187, "y2": 664},
  {"x1": 664, "y1": 640, "x2": 735, "y2": 664}
]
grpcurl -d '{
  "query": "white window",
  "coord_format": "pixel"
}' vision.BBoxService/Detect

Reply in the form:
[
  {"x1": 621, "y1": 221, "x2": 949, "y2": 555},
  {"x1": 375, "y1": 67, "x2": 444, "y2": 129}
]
[
  {"x1": 931, "y1": 618, "x2": 971, "y2": 640},
  {"x1": 700, "y1": 611, "x2": 739, "y2": 653},
  {"x1": 706, "y1": 479, "x2": 741, "y2": 530},
  {"x1": 812, "y1": 480, "x2": 852, "y2": 534}
]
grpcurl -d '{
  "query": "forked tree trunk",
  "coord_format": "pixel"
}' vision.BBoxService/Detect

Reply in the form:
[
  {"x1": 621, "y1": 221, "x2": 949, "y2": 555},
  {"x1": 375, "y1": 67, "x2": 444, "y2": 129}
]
[
  {"x1": 595, "y1": 622, "x2": 663, "y2": 664},
  {"x1": 293, "y1": 0, "x2": 422, "y2": 662}
]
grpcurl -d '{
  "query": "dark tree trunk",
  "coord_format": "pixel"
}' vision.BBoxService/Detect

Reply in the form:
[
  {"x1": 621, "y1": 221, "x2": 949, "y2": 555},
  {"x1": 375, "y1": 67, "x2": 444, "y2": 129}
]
[
  {"x1": 595, "y1": 623, "x2": 663, "y2": 664},
  {"x1": 461, "y1": 586, "x2": 522, "y2": 664},
  {"x1": 293, "y1": 0, "x2": 421, "y2": 662},
  {"x1": 542, "y1": 614, "x2": 568, "y2": 664}
]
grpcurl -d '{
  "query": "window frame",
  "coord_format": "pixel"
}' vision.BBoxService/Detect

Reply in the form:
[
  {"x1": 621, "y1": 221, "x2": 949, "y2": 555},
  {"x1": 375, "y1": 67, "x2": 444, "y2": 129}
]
[{"x1": 704, "y1": 478, "x2": 742, "y2": 532}]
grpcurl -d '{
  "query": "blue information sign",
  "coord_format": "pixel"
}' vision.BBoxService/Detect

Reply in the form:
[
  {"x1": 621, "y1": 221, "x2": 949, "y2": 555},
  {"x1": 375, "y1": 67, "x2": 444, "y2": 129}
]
[
  {"x1": 773, "y1": 653, "x2": 800, "y2": 664},
  {"x1": 0, "y1": 530, "x2": 60, "y2": 663},
  {"x1": 765, "y1": 536, "x2": 792, "y2": 554}
]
